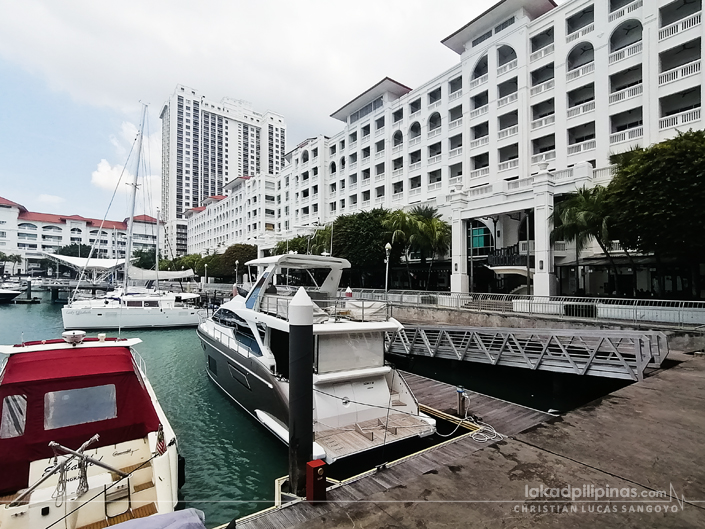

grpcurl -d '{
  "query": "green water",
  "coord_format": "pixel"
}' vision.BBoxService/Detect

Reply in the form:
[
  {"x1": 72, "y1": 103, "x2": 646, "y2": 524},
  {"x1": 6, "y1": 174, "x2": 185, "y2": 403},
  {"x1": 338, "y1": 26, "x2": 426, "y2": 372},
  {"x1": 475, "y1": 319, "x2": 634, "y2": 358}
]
[{"x1": 0, "y1": 294, "x2": 287, "y2": 528}]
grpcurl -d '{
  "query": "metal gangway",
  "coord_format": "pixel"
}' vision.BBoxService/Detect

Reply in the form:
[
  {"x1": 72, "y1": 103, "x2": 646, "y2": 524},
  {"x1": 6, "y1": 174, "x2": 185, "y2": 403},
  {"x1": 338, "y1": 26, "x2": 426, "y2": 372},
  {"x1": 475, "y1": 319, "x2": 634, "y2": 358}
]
[{"x1": 386, "y1": 326, "x2": 669, "y2": 381}]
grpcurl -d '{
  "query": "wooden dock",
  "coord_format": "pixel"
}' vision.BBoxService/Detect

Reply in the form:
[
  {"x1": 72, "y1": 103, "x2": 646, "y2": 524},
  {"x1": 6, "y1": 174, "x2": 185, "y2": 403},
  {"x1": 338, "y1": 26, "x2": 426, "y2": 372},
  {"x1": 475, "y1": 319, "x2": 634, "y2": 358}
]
[{"x1": 234, "y1": 372, "x2": 555, "y2": 529}]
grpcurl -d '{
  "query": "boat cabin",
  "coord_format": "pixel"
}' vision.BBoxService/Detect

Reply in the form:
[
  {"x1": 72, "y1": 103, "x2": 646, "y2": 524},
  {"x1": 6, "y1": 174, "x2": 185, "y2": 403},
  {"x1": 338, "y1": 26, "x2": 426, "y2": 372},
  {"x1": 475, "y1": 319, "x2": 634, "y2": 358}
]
[{"x1": 0, "y1": 340, "x2": 160, "y2": 495}]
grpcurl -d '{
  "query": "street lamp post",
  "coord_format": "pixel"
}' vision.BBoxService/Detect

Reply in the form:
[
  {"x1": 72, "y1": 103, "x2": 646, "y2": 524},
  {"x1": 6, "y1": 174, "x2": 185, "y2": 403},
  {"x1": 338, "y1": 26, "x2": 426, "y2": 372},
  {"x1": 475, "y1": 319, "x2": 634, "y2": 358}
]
[
  {"x1": 235, "y1": 260, "x2": 239, "y2": 285},
  {"x1": 385, "y1": 242, "x2": 392, "y2": 293},
  {"x1": 204, "y1": 263, "x2": 208, "y2": 286}
]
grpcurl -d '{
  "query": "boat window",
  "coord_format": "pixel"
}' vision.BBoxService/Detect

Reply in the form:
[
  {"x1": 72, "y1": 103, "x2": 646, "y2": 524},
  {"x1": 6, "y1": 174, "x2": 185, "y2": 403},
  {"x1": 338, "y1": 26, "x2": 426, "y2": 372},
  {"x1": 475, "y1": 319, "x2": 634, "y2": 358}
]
[
  {"x1": 126, "y1": 300, "x2": 142, "y2": 307},
  {"x1": 213, "y1": 308, "x2": 239, "y2": 327},
  {"x1": 144, "y1": 300, "x2": 159, "y2": 308},
  {"x1": 317, "y1": 332, "x2": 384, "y2": 374},
  {"x1": 235, "y1": 323, "x2": 262, "y2": 356},
  {"x1": 245, "y1": 272, "x2": 269, "y2": 310},
  {"x1": 44, "y1": 384, "x2": 117, "y2": 430},
  {"x1": 0, "y1": 394, "x2": 27, "y2": 439}
]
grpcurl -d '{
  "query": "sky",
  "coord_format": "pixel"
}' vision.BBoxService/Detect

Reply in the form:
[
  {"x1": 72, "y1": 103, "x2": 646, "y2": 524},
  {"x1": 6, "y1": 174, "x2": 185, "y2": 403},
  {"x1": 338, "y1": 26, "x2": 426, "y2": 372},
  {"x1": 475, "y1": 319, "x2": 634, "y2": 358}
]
[{"x1": 0, "y1": 0, "x2": 563, "y2": 221}]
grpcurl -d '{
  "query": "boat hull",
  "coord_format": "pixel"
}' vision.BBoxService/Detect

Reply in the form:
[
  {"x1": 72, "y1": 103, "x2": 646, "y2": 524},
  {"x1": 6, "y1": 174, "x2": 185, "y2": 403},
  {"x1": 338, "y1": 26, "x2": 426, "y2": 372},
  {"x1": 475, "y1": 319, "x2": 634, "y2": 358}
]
[{"x1": 62, "y1": 306, "x2": 200, "y2": 329}]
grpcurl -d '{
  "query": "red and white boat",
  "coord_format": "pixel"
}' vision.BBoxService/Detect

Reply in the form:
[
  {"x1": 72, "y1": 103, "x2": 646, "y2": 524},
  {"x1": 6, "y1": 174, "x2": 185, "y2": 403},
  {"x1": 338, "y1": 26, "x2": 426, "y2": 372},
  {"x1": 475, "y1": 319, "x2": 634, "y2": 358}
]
[{"x1": 0, "y1": 331, "x2": 182, "y2": 529}]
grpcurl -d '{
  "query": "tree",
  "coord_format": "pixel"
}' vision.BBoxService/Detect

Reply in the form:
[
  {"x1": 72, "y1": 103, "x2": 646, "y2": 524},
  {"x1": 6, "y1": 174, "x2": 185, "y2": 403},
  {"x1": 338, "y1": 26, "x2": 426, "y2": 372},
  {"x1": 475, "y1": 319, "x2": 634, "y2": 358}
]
[
  {"x1": 405, "y1": 206, "x2": 451, "y2": 290},
  {"x1": 382, "y1": 209, "x2": 416, "y2": 288},
  {"x1": 273, "y1": 236, "x2": 310, "y2": 255},
  {"x1": 333, "y1": 209, "x2": 391, "y2": 287},
  {"x1": 8, "y1": 254, "x2": 22, "y2": 275},
  {"x1": 56, "y1": 244, "x2": 94, "y2": 258},
  {"x1": 550, "y1": 185, "x2": 619, "y2": 294},
  {"x1": 219, "y1": 244, "x2": 257, "y2": 281},
  {"x1": 608, "y1": 129, "x2": 705, "y2": 297},
  {"x1": 132, "y1": 249, "x2": 157, "y2": 270}
]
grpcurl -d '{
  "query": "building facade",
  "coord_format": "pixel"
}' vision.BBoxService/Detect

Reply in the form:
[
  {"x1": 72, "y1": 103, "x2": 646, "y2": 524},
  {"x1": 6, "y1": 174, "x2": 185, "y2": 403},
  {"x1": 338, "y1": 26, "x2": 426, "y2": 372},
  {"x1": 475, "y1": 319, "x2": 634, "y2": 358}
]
[
  {"x1": 186, "y1": 0, "x2": 704, "y2": 296},
  {"x1": 0, "y1": 197, "x2": 160, "y2": 274},
  {"x1": 160, "y1": 84, "x2": 286, "y2": 257}
]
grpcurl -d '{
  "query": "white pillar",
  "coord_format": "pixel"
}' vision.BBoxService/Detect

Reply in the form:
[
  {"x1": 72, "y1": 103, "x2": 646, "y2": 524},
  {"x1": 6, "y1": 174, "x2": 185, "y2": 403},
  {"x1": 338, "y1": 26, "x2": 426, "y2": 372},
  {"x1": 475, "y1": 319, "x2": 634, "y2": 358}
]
[
  {"x1": 448, "y1": 188, "x2": 469, "y2": 293},
  {"x1": 532, "y1": 163, "x2": 557, "y2": 297}
]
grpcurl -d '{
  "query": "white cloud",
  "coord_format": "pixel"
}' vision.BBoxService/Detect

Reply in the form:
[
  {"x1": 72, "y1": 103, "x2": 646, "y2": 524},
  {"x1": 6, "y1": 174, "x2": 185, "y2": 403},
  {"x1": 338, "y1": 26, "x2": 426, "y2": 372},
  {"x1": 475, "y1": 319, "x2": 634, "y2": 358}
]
[
  {"x1": 37, "y1": 194, "x2": 65, "y2": 205},
  {"x1": 0, "y1": 0, "x2": 547, "y2": 145}
]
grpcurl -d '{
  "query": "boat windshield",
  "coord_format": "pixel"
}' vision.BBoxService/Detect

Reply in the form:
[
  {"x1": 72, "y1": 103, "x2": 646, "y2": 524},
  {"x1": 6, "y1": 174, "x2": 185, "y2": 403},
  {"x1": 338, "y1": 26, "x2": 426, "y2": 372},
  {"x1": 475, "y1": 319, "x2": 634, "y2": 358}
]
[{"x1": 245, "y1": 272, "x2": 269, "y2": 309}]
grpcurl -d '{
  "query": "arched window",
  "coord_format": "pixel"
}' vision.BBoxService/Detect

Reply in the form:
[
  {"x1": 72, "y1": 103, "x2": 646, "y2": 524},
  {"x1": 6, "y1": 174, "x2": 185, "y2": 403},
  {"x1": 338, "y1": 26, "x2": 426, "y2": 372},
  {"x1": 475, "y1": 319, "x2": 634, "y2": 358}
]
[
  {"x1": 409, "y1": 122, "x2": 421, "y2": 139},
  {"x1": 330, "y1": 162, "x2": 337, "y2": 174},
  {"x1": 42, "y1": 225, "x2": 62, "y2": 232},
  {"x1": 340, "y1": 156, "x2": 346, "y2": 169},
  {"x1": 472, "y1": 55, "x2": 488, "y2": 79},
  {"x1": 497, "y1": 45, "x2": 517, "y2": 68},
  {"x1": 428, "y1": 112, "x2": 441, "y2": 131},
  {"x1": 393, "y1": 130, "x2": 403, "y2": 147},
  {"x1": 610, "y1": 20, "x2": 643, "y2": 53},
  {"x1": 301, "y1": 150, "x2": 309, "y2": 163},
  {"x1": 567, "y1": 42, "x2": 594, "y2": 71},
  {"x1": 18, "y1": 223, "x2": 37, "y2": 231}
]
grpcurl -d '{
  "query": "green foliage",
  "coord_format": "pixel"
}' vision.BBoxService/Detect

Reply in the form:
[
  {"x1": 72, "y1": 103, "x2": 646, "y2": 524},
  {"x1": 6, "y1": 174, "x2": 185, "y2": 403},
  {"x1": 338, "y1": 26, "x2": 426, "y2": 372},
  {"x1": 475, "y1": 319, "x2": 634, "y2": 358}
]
[
  {"x1": 608, "y1": 129, "x2": 705, "y2": 263},
  {"x1": 56, "y1": 244, "x2": 94, "y2": 258},
  {"x1": 219, "y1": 244, "x2": 257, "y2": 280},
  {"x1": 132, "y1": 248, "x2": 157, "y2": 270},
  {"x1": 273, "y1": 236, "x2": 310, "y2": 255}
]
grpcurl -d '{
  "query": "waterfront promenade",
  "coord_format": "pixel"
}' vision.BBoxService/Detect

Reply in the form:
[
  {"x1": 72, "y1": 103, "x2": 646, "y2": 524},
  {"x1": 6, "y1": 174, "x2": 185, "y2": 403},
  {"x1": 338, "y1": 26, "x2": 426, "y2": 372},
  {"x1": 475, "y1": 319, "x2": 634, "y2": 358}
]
[{"x1": 237, "y1": 351, "x2": 705, "y2": 528}]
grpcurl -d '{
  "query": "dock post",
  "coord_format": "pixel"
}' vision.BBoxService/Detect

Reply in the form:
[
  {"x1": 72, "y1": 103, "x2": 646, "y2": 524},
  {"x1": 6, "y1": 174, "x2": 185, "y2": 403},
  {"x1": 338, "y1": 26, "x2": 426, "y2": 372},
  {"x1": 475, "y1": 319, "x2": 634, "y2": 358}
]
[
  {"x1": 26, "y1": 280, "x2": 32, "y2": 300},
  {"x1": 457, "y1": 385, "x2": 466, "y2": 417},
  {"x1": 288, "y1": 287, "x2": 314, "y2": 497}
]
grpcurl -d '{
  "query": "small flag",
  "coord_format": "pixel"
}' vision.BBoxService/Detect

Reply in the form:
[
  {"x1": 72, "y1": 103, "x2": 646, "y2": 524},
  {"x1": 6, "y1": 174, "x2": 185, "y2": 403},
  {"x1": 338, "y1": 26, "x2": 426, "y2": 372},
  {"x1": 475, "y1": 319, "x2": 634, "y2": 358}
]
[{"x1": 156, "y1": 424, "x2": 167, "y2": 456}]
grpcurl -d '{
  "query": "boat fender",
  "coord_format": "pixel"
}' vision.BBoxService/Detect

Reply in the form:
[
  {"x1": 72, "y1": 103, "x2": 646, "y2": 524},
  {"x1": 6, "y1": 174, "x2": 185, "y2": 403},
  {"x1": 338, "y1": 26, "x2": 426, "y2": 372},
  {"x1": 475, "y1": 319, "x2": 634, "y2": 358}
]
[{"x1": 178, "y1": 453, "x2": 186, "y2": 489}]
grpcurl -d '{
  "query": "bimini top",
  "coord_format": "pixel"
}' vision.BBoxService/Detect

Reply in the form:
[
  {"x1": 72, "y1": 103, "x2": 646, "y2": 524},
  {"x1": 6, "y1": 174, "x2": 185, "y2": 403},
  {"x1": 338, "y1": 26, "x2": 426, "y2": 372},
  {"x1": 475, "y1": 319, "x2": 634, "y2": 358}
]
[{"x1": 246, "y1": 254, "x2": 351, "y2": 270}]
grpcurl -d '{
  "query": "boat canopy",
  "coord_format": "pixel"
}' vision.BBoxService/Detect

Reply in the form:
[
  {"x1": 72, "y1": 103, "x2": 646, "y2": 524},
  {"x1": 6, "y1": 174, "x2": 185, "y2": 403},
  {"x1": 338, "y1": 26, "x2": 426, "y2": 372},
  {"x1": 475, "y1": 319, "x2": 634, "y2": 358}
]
[
  {"x1": 246, "y1": 254, "x2": 351, "y2": 270},
  {"x1": 128, "y1": 265, "x2": 195, "y2": 280},
  {"x1": 41, "y1": 252, "x2": 125, "y2": 272},
  {"x1": 0, "y1": 345, "x2": 160, "y2": 494}
]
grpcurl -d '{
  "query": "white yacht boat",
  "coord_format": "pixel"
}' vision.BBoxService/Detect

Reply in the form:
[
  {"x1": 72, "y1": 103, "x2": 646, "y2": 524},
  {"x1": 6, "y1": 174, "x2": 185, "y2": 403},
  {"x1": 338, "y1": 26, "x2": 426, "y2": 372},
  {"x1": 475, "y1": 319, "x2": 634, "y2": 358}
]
[
  {"x1": 197, "y1": 254, "x2": 436, "y2": 464},
  {"x1": 0, "y1": 331, "x2": 182, "y2": 529},
  {"x1": 61, "y1": 105, "x2": 201, "y2": 330},
  {"x1": 0, "y1": 289, "x2": 21, "y2": 304}
]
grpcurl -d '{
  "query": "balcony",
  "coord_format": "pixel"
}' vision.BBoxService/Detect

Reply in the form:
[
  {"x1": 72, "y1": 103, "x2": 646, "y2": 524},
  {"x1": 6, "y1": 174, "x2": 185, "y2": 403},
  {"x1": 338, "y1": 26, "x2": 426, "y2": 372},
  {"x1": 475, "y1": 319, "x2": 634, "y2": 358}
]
[
  {"x1": 428, "y1": 154, "x2": 442, "y2": 165},
  {"x1": 468, "y1": 185, "x2": 493, "y2": 197},
  {"x1": 609, "y1": 83, "x2": 643, "y2": 104},
  {"x1": 498, "y1": 125, "x2": 518, "y2": 140},
  {"x1": 348, "y1": 141, "x2": 357, "y2": 150},
  {"x1": 660, "y1": 12, "x2": 702, "y2": 41},
  {"x1": 566, "y1": 23, "x2": 594, "y2": 44},
  {"x1": 449, "y1": 147, "x2": 463, "y2": 158},
  {"x1": 375, "y1": 151, "x2": 385, "y2": 160},
  {"x1": 375, "y1": 127, "x2": 385, "y2": 137},
  {"x1": 362, "y1": 199, "x2": 371, "y2": 208},
  {"x1": 409, "y1": 187, "x2": 422, "y2": 197},
  {"x1": 361, "y1": 135, "x2": 370, "y2": 145},
  {"x1": 392, "y1": 168, "x2": 404, "y2": 178},
  {"x1": 469, "y1": 74, "x2": 489, "y2": 89},
  {"x1": 531, "y1": 114, "x2": 555, "y2": 130},
  {"x1": 449, "y1": 176, "x2": 462, "y2": 187},
  {"x1": 470, "y1": 167, "x2": 490, "y2": 179},
  {"x1": 610, "y1": 126, "x2": 643, "y2": 144},
  {"x1": 530, "y1": 43, "x2": 554, "y2": 63},
  {"x1": 449, "y1": 90, "x2": 463, "y2": 102},
  {"x1": 409, "y1": 136, "x2": 421, "y2": 147},
  {"x1": 392, "y1": 192, "x2": 404, "y2": 202},
  {"x1": 428, "y1": 128, "x2": 442, "y2": 139},
  {"x1": 375, "y1": 196, "x2": 385, "y2": 205},
  {"x1": 497, "y1": 59, "x2": 518, "y2": 76},
  {"x1": 449, "y1": 118, "x2": 463, "y2": 130},
  {"x1": 659, "y1": 59, "x2": 701, "y2": 86},
  {"x1": 392, "y1": 144, "x2": 403, "y2": 154},
  {"x1": 428, "y1": 100, "x2": 442, "y2": 111},
  {"x1": 567, "y1": 62, "x2": 595, "y2": 82},
  {"x1": 470, "y1": 136, "x2": 489, "y2": 149},
  {"x1": 530, "y1": 79, "x2": 554, "y2": 97},
  {"x1": 609, "y1": 41, "x2": 642, "y2": 65},
  {"x1": 567, "y1": 101, "x2": 596, "y2": 118},
  {"x1": 349, "y1": 182, "x2": 358, "y2": 191},
  {"x1": 507, "y1": 177, "x2": 534, "y2": 192},
  {"x1": 498, "y1": 92, "x2": 518, "y2": 108},
  {"x1": 361, "y1": 155, "x2": 371, "y2": 165},
  {"x1": 609, "y1": 0, "x2": 642, "y2": 23},
  {"x1": 349, "y1": 161, "x2": 357, "y2": 170},
  {"x1": 567, "y1": 139, "x2": 596, "y2": 155},
  {"x1": 470, "y1": 104, "x2": 489, "y2": 119},
  {"x1": 498, "y1": 158, "x2": 519, "y2": 172},
  {"x1": 428, "y1": 182, "x2": 443, "y2": 192},
  {"x1": 531, "y1": 150, "x2": 556, "y2": 164},
  {"x1": 375, "y1": 173, "x2": 386, "y2": 182},
  {"x1": 660, "y1": 107, "x2": 701, "y2": 130},
  {"x1": 409, "y1": 161, "x2": 421, "y2": 172}
]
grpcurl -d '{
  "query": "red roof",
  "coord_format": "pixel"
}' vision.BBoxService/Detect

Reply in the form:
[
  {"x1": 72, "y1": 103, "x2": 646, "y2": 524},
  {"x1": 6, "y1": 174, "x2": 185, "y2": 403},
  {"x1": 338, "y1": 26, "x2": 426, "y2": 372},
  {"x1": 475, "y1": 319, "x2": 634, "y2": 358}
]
[
  {"x1": 17, "y1": 211, "x2": 127, "y2": 230},
  {"x1": 190, "y1": 207, "x2": 206, "y2": 212},
  {"x1": 131, "y1": 215, "x2": 158, "y2": 224},
  {"x1": 0, "y1": 196, "x2": 27, "y2": 212}
]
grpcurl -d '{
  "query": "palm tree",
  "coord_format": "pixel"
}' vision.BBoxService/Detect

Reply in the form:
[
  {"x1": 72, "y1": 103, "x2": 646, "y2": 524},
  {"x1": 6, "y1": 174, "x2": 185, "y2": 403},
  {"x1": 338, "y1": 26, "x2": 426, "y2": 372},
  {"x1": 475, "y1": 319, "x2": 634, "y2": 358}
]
[
  {"x1": 550, "y1": 185, "x2": 619, "y2": 295},
  {"x1": 9, "y1": 254, "x2": 22, "y2": 275},
  {"x1": 382, "y1": 209, "x2": 416, "y2": 288},
  {"x1": 408, "y1": 206, "x2": 451, "y2": 290}
]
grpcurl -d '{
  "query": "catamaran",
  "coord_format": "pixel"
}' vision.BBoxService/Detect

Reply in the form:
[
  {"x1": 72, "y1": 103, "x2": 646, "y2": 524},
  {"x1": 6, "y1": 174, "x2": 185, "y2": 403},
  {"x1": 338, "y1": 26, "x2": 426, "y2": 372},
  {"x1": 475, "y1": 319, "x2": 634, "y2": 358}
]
[
  {"x1": 197, "y1": 254, "x2": 436, "y2": 464},
  {"x1": 0, "y1": 331, "x2": 182, "y2": 528}
]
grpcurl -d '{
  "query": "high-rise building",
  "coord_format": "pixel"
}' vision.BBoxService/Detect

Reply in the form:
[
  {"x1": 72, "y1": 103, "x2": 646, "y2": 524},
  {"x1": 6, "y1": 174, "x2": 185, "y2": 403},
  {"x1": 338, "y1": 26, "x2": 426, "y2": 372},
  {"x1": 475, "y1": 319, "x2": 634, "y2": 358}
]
[{"x1": 160, "y1": 85, "x2": 286, "y2": 257}]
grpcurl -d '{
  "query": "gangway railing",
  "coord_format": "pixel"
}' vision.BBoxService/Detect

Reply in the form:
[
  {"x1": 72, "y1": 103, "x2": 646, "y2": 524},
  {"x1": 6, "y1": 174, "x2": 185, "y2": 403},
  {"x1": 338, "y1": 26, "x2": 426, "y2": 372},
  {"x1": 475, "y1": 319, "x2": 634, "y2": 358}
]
[{"x1": 386, "y1": 325, "x2": 668, "y2": 381}]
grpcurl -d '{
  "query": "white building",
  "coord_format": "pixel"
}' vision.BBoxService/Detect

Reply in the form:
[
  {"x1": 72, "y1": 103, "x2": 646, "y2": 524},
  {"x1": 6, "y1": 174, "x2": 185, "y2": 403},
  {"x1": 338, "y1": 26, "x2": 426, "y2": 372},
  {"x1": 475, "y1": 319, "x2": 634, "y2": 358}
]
[
  {"x1": 160, "y1": 84, "x2": 286, "y2": 257},
  {"x1": 0, "y1": 196, "x2": 160, "y2": 274},
  {"x1": 277, "y1": 0, "x2": 704, "y2": 296},
  {"x1": 186, "y1": 0, "x2": 704, "y2": 296}
]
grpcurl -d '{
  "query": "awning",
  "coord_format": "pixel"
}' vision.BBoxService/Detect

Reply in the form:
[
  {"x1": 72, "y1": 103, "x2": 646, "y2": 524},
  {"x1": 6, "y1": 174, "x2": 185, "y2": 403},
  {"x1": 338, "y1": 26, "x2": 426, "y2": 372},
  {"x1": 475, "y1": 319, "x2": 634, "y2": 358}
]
[
  {"x1": 41, "y1": 252, "x2": 125, "y2": 271},
  {"x1": 128, "y1": 265, "x2": 195, "y2": 280}
]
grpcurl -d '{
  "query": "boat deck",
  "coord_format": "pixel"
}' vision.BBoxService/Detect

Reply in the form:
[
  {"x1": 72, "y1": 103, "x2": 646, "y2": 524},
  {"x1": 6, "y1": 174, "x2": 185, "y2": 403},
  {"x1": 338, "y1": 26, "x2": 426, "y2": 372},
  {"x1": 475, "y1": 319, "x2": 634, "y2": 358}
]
[{"x1": 314, "y1": 411, "x2": 434, "y2": 461}]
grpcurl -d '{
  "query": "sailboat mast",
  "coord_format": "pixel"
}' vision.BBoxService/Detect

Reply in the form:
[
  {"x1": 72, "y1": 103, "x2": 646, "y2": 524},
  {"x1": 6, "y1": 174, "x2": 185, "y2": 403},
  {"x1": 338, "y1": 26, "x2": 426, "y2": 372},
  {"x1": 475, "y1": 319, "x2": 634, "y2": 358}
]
[
  {"x1": 123, "y1": 104, "x2": 148, "y2": 294},
  {"x1": 155, "y1": 207, "x2": 160, "y2": 293}
]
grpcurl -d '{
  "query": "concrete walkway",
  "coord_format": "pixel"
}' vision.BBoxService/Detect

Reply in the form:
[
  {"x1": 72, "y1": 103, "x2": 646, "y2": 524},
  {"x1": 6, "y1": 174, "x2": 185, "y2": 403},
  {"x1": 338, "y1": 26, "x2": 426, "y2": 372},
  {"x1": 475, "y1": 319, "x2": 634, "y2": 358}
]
[{"x1": 237, "y1": 352, "x2": 705, "y2": 528}]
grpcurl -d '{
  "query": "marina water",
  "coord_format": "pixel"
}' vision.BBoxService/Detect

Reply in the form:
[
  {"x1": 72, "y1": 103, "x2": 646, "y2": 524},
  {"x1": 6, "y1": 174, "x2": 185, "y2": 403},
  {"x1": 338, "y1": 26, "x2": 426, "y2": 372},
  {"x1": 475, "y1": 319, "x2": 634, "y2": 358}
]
[
  {"x1": 0, "y1": 293, "x2": 287, "y2": 528},
  {"x1": 0, "y1": 293, "x2": 627, "y2": 527}
]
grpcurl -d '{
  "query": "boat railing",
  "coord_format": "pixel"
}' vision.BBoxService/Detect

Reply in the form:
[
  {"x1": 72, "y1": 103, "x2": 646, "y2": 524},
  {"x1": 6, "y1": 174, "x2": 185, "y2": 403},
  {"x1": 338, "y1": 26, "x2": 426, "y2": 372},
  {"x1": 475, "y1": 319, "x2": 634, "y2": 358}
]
[
  {"x1": 259, "y1": 293, "x2": 389, "y2": 323},
  {"x1": 206, "y1": 323, "x2": 259, "y2": 358},
  {"x1": 131, "y1": 348, "x2": 148, "y2": 376}
]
